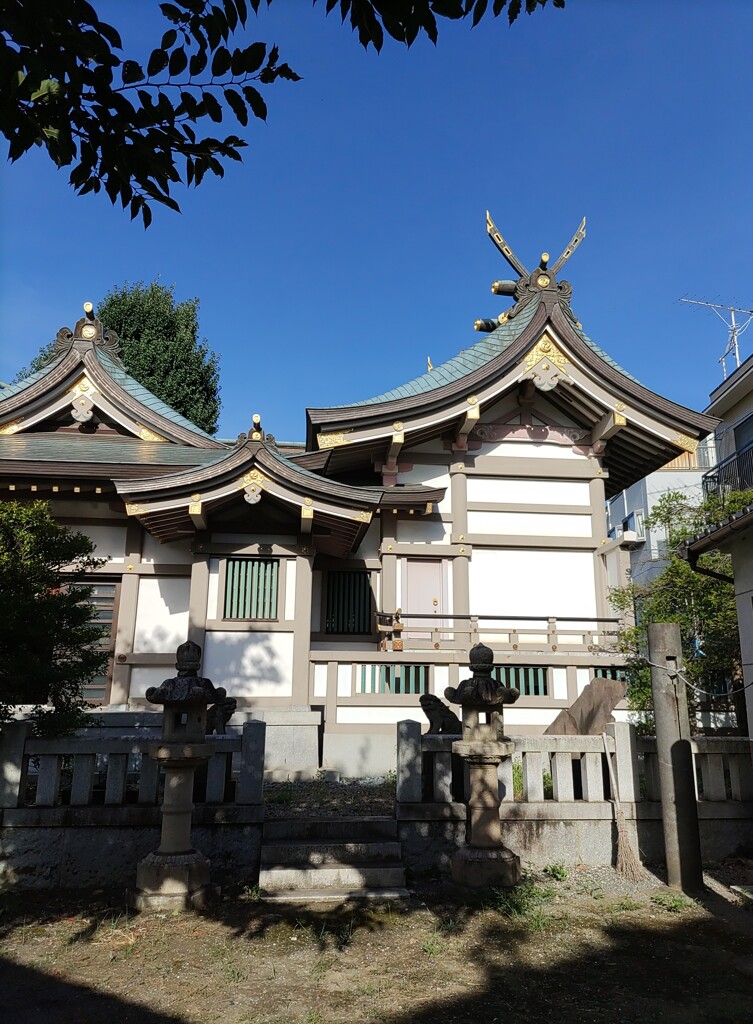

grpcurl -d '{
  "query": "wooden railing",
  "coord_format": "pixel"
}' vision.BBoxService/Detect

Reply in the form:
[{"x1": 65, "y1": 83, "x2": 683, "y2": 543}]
[{"x1": 384, "y1": 613, "x2": 622, "y2": 653}]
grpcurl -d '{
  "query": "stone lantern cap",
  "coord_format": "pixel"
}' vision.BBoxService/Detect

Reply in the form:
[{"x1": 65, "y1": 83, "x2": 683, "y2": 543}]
[
  {"x1": 146, "y1": 640, "x2": 227, "y2": 708},
  {"x1": 445, "y1": 643, "x2": 520, "y2": 711}
]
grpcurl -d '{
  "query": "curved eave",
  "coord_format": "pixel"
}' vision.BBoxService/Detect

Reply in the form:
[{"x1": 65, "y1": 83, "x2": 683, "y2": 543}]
[
  {"x1": 115, "y1": 441, "x2": 445, "y2": 551},
  {"x1": 0, "y1": 346, "x2": 224, "y2": 450}
]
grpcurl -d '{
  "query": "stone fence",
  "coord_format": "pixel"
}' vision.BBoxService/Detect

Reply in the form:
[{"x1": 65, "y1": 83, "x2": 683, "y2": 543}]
[
  {"x1": 2, "y1": 719, "x2": 752, "y2": 889},
  {"x1": 0, "y1": 720, "x2": 266, "y2": 890},
  {"x1": 396, "y1": 721, "x2": 753, "y2": 871}
]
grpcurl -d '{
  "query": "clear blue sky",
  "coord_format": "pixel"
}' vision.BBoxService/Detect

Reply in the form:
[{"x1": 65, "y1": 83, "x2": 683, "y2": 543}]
[{"x1": 2, "y1": 1, "x2": 753, "y2": 442}]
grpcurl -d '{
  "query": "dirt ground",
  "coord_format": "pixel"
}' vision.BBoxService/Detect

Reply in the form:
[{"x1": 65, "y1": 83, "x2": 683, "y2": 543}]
[{"x1": 2, "y1": 863, "x2": 752, "y2": 1024}]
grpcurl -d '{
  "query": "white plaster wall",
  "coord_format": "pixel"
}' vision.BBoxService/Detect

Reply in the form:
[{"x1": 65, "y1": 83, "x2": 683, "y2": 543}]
[
  {"x1": 467, "y1": 511, "x2": 592, "y2": 537},
  {"x1": 83, "y1": 524, "x2": 127, "y2": 562},
  {"x1": 432, "y1": 665, "x2": 449, "y2": 696},
  {"x1": 552, "y1": 667, "x2": 568, "y2": 700},
  {"x1": 467, "y1": 478, "x2": 590, "y2": 506},
  {"x1": 129, "y1": 666, "x2": 170, "y2": 699},
  {"x1": 313, "y1": 663, "x2": 328, "y2": 697},
  {"x1": 497, "y1": 707, "x2": 561, "y2": 726},
  {"x1": 52, "y1": 500, "x2": 126, "y2": 520},
  {"x1": 202, "y1": 631, "x2": 294, "y2": 698},
  {"x1": 133, "y1": 577, "x2": 190, "y2": 652},
  {"x1": 284, "y1": 559, "x2": 296, "y2": 620},
  {"x1": 337, "y1": 664, "x2": 352, "y2": 697},
  {"x1": 207, "y1": 558, "x2": 220, "y2": 619},
  {"x1": 469, "y1": 549, "x2": 597, "y2": 617},
  {"x1": 476, "y1": 441, "x2": 583, "y2": 459},
  {"x1": 404, "y1": 440, "x2": 449, "y2": 455},
  {"x1": 354, "y1": 520, "x2": 381, "y2": 559},
  {"x1": 576, "y1": 668, "x2": 592, "y2": 695},
  {"x1": 336, "y1": 706, "x2": 423, "y2": 724},
  {"x1": 396, "y1": 520, "x2": 452, "y2": 545},
  {"x1": 396, "y1": 465, "x2": 452, "y2": 511},
  {"x1": 141, "y1": 534, "x2": 193, "y2": 565}
]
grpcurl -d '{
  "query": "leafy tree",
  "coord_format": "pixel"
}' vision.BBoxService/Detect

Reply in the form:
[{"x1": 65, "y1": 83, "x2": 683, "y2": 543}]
[
  {"x1": 96, "y1": 280, "x2": 221, "y2": 435},
  {"x1": 0, "y1": 0, "x2": 563, "y2": 224},
  {"x1": 0, "y1": 501, "x2": 107, "y2": 735},
  {"x1": 609, "y1": 489, "x2": 752, "y2": 735},
  {"x1": 16, "y1": 280, "x2": 222, "y2": 435}
]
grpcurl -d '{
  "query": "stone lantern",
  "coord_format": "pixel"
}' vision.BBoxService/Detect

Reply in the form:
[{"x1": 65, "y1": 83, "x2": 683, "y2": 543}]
[
  {"x1": 133, "y1": 640, "x2": 227, "y2": 911},
  {"x1": 445, "y1": 643, "x2": 522, "y2": 888}
]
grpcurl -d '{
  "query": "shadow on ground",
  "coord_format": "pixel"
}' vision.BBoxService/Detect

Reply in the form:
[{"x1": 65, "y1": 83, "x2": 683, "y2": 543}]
[{"x1": 1, "y1": 879, "x2": 752, "y2": 1024}]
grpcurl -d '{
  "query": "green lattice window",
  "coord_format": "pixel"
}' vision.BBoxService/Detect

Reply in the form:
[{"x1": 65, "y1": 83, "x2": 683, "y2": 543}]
[
  {"x1": 224, "y1": 558, "x2": 279, "y2": 620},
  {"x1": 357, "y1": 664, "x2": 429, "y2": 695},
  {"x1": 325, "y1": 571, "x2": 372, "y2": 634},
  {"x1": 492, "y1": 665, "x2": 548, "y2": 697}
]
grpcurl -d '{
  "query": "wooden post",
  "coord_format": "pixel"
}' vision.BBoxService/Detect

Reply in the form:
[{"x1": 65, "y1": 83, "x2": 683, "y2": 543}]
[{"x1": 648, "y1": 622, "x2": 703, "y2": 893}]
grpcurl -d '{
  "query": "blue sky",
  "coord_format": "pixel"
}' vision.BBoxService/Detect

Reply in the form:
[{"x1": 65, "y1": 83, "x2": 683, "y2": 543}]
[{"x1": 2, "y1": 1, "x2": 753, "y2": 442}]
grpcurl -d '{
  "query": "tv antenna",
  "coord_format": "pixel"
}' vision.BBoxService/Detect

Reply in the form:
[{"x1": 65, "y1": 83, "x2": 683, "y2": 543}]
[{"x1": 679, "y1": 298, "x2": 753, "y2": 379}]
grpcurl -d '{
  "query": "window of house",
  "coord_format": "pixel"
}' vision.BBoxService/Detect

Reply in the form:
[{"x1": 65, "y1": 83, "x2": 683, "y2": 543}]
[
  {"x1": 325, "y1": 570, "x2": 372, "y2": 634},
  {"x1": 224, "y1": 558, "x2": 279, "y2": 620}
]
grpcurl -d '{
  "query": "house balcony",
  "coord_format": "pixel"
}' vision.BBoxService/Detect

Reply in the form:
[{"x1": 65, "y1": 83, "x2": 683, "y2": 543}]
[{"x1": 703, "y1": 440, "x2": 753, "y2": 505}]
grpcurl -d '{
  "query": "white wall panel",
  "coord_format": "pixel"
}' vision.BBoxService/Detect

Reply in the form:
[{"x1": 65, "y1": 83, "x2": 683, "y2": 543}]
[
  {"x1": 141, "y1": 534, "x2": 193, "y2": 565},
  {"x1": 336, "y1": 706, "x2": 424, "y2": 724},
  {"x1": 313, "y1": 663, "x2": 328, "y2": 698},
  {"x1": 467, "y1": 511, "x2": 592, "y2": 537},
  {"x1": 467, "y1": 478, "x2": 590, "y2": 506},
  {"x1": 396, "y1": 520, "x2": 452, "y2": 545},
  {"x1": 432, "y1": 665, "x2": 449, "y2": 696},
  {"x1": 576, "y1": 668, "x2": 592, "y2": 695},
  {"x1": 337, "y1": 664, "x2": 352, "y2": 697},
  {"x1": 207, "y1": 558, "x2": 220, "y2": 619},
  {"x1": 469, "y1": 549, "x2": 597, "y2": 617},
  {"x1": 83, "y1": 524, "x2": 127, "y2": 563},
  {"x1": 133, "y1": 578, "x2": 190, "y2": 652},
  {"x1": 129, "y1": 666, "x2": 170, "y2": 699},
  {"x1": 202, "y1": 631, "x2": 294, "y2": 698},
  {"x1": 504, "y1": 708, "x2": 560, "y2": 726},
  {"x1": 284, "y1": 559, "x2": 296, "y2": 620},
  {"x1": 552, "y1": 667, "x2": 568, "y2": 701},
  {"x1": 476, "y1": 441, "x2": 582, "y2": 460},
  {"x1": 396, "y1": 465, "x2": 452, "y2": 511}
]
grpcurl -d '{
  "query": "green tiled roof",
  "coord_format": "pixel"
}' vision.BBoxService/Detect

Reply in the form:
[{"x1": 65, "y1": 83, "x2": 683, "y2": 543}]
[
  {"x1": 0, "y1": 349, "x2": 218, "y2": 442},
  {"x1": 0, "y1": 362, "x2": 60, "y2": 401},
  {"x1": 346, "y1": 294, "x2": 638, "y2": 407},
  {"x1": 0, "y1": 435, "x2": 225, "y2": 467},
  {"x1": 97, "y1": 352, "x2": 217, "y2": 440}
]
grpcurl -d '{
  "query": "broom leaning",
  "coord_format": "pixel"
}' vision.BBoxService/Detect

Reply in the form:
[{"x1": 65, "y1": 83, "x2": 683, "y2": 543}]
[{"x1": 602, "y1": 731, "x2": 647, "y2": 882}]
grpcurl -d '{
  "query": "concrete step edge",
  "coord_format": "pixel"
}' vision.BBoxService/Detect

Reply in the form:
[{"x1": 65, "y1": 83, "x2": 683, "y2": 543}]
[{"x1": 261, "y1": 887, "x2": 410, "y2": 904}]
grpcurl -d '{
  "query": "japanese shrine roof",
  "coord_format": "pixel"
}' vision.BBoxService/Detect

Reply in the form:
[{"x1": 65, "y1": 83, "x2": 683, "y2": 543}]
[
  {"x1": 0, "y1": 435, "x2": 224, "y2": 468},
  {"x1": 344, "y1": 294, "x2": 636, "y2": 410}
]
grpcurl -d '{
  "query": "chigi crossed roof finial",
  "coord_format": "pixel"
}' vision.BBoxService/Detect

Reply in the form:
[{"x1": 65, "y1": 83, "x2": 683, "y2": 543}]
[{"x1": 474, "y1": 213, "x2": 587, "y2": 333}]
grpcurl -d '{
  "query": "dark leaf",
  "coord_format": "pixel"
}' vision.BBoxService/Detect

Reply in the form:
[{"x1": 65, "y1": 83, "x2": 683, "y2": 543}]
[
  {"x1": 243, "y1": 85, "x2": 267, "y2": 120},
  {"x1": 190, "y1": 50, "x2": 208, "y2": 76},
  {"x1": 212, "y1": 46, "x2": 232, "y2": 76},
  {"x1": 242, "y1": 41, "x2": 266, "y2": 73},
  {"x1": 122, "y1": 60, "x2": 145, "y2": 85},
  {"x1": 472, "y1": 0, "x2": 489, "y2": 26},
  {"x1": 225, "y1": 87, "x2": 248, "y2": 125},
  {"x1": 160, "y1": 3, "x2": 185, "y2": 23},
  {"x1": 508, "y1": 0, "x2": 522, "y2": 21},
  {"x1": 169, "y1": 46, "x2": 188, "y2": 76},
  {"x1": 203, "y1": 91, "x2": 223, "y2": 122},
  {"x1": 161, "y1": 29, "x2": 178, "y2": 49},
  {"x1": 147, "y1": 49, "x2": 169, "y2": 77}
]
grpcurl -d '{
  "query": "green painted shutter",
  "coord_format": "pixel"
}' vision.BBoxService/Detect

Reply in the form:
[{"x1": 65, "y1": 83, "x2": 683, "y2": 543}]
[{"x1": 224, "y1": 558, "x2": 279, "y2": 620}]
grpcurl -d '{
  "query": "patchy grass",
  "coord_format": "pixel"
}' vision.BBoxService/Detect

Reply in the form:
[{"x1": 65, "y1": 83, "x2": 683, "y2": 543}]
[
  {"x1": 543, "y1": 863, "x2": 568, "y2": 881},
  {"x1": 0, "y1": 879, "x2": 751, "y2": 1024}
]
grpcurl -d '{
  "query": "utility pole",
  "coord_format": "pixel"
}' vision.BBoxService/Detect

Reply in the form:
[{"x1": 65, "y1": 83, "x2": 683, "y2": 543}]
[{"x1": 679, "y1": 298, "x2": 753, "y2": 379}]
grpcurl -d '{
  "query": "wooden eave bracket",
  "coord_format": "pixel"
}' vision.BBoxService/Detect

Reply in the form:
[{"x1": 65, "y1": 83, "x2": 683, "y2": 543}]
[
  {"x1": 454, "y1": 402, "x2": 480, "y2": 451},
  {"x1": 591, "y1": 409, "x2": 627, "y2": 452}
]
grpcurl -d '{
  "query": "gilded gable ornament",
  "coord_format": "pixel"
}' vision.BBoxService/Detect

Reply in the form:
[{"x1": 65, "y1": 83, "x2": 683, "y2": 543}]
[
  {"x1": 317, "y1": 431, "x2": 351, "y2": 450},
  {"x1": 522, "y1": 336, "x2": 571, "y2": 392}
]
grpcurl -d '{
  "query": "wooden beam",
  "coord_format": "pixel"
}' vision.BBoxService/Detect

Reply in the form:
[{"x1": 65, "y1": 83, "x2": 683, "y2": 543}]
[
  {"x1": 301, "y1": 505, "x2": 314, "y2": 534},
  {"x1": 188, "y1": 501, "x2": 208, "y2": 530},
  {"x1": 454, "y1": 404, "x2": 480, "y2": 450}
]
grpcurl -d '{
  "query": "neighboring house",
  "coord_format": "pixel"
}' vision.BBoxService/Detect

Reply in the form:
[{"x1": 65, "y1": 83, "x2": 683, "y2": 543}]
[
  {"x1": 606, "y1": 437, "x2": 716, "y2": 585},
  {"x1": 683, "y1": 349, "x2": 753, "y2": 738},
  {"x1": 0, "y1": 221, "x2": 716, "y2": 773}
]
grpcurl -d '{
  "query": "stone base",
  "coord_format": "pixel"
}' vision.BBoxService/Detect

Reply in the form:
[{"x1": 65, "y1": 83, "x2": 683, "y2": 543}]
[
  {"x1": 133, "y1": 850, "x2": 213, "y2": 912},
  {"x1": 451, "y1": 844, "x2": 522, "y2": 889}
]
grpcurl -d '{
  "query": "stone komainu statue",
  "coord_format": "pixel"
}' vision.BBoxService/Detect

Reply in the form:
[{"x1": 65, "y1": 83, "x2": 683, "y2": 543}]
[
  {"x1": 206, "y1": 697, "x2": 238, "y2": 735},
  {"x1": 419, "y1": 693, "x2": 462, "y2": 735}
]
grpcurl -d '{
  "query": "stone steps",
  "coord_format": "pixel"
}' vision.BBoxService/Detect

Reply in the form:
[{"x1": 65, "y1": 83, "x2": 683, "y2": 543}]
[{"x1": 258, "y1": 816, "x2": 408, "y2": 902}]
